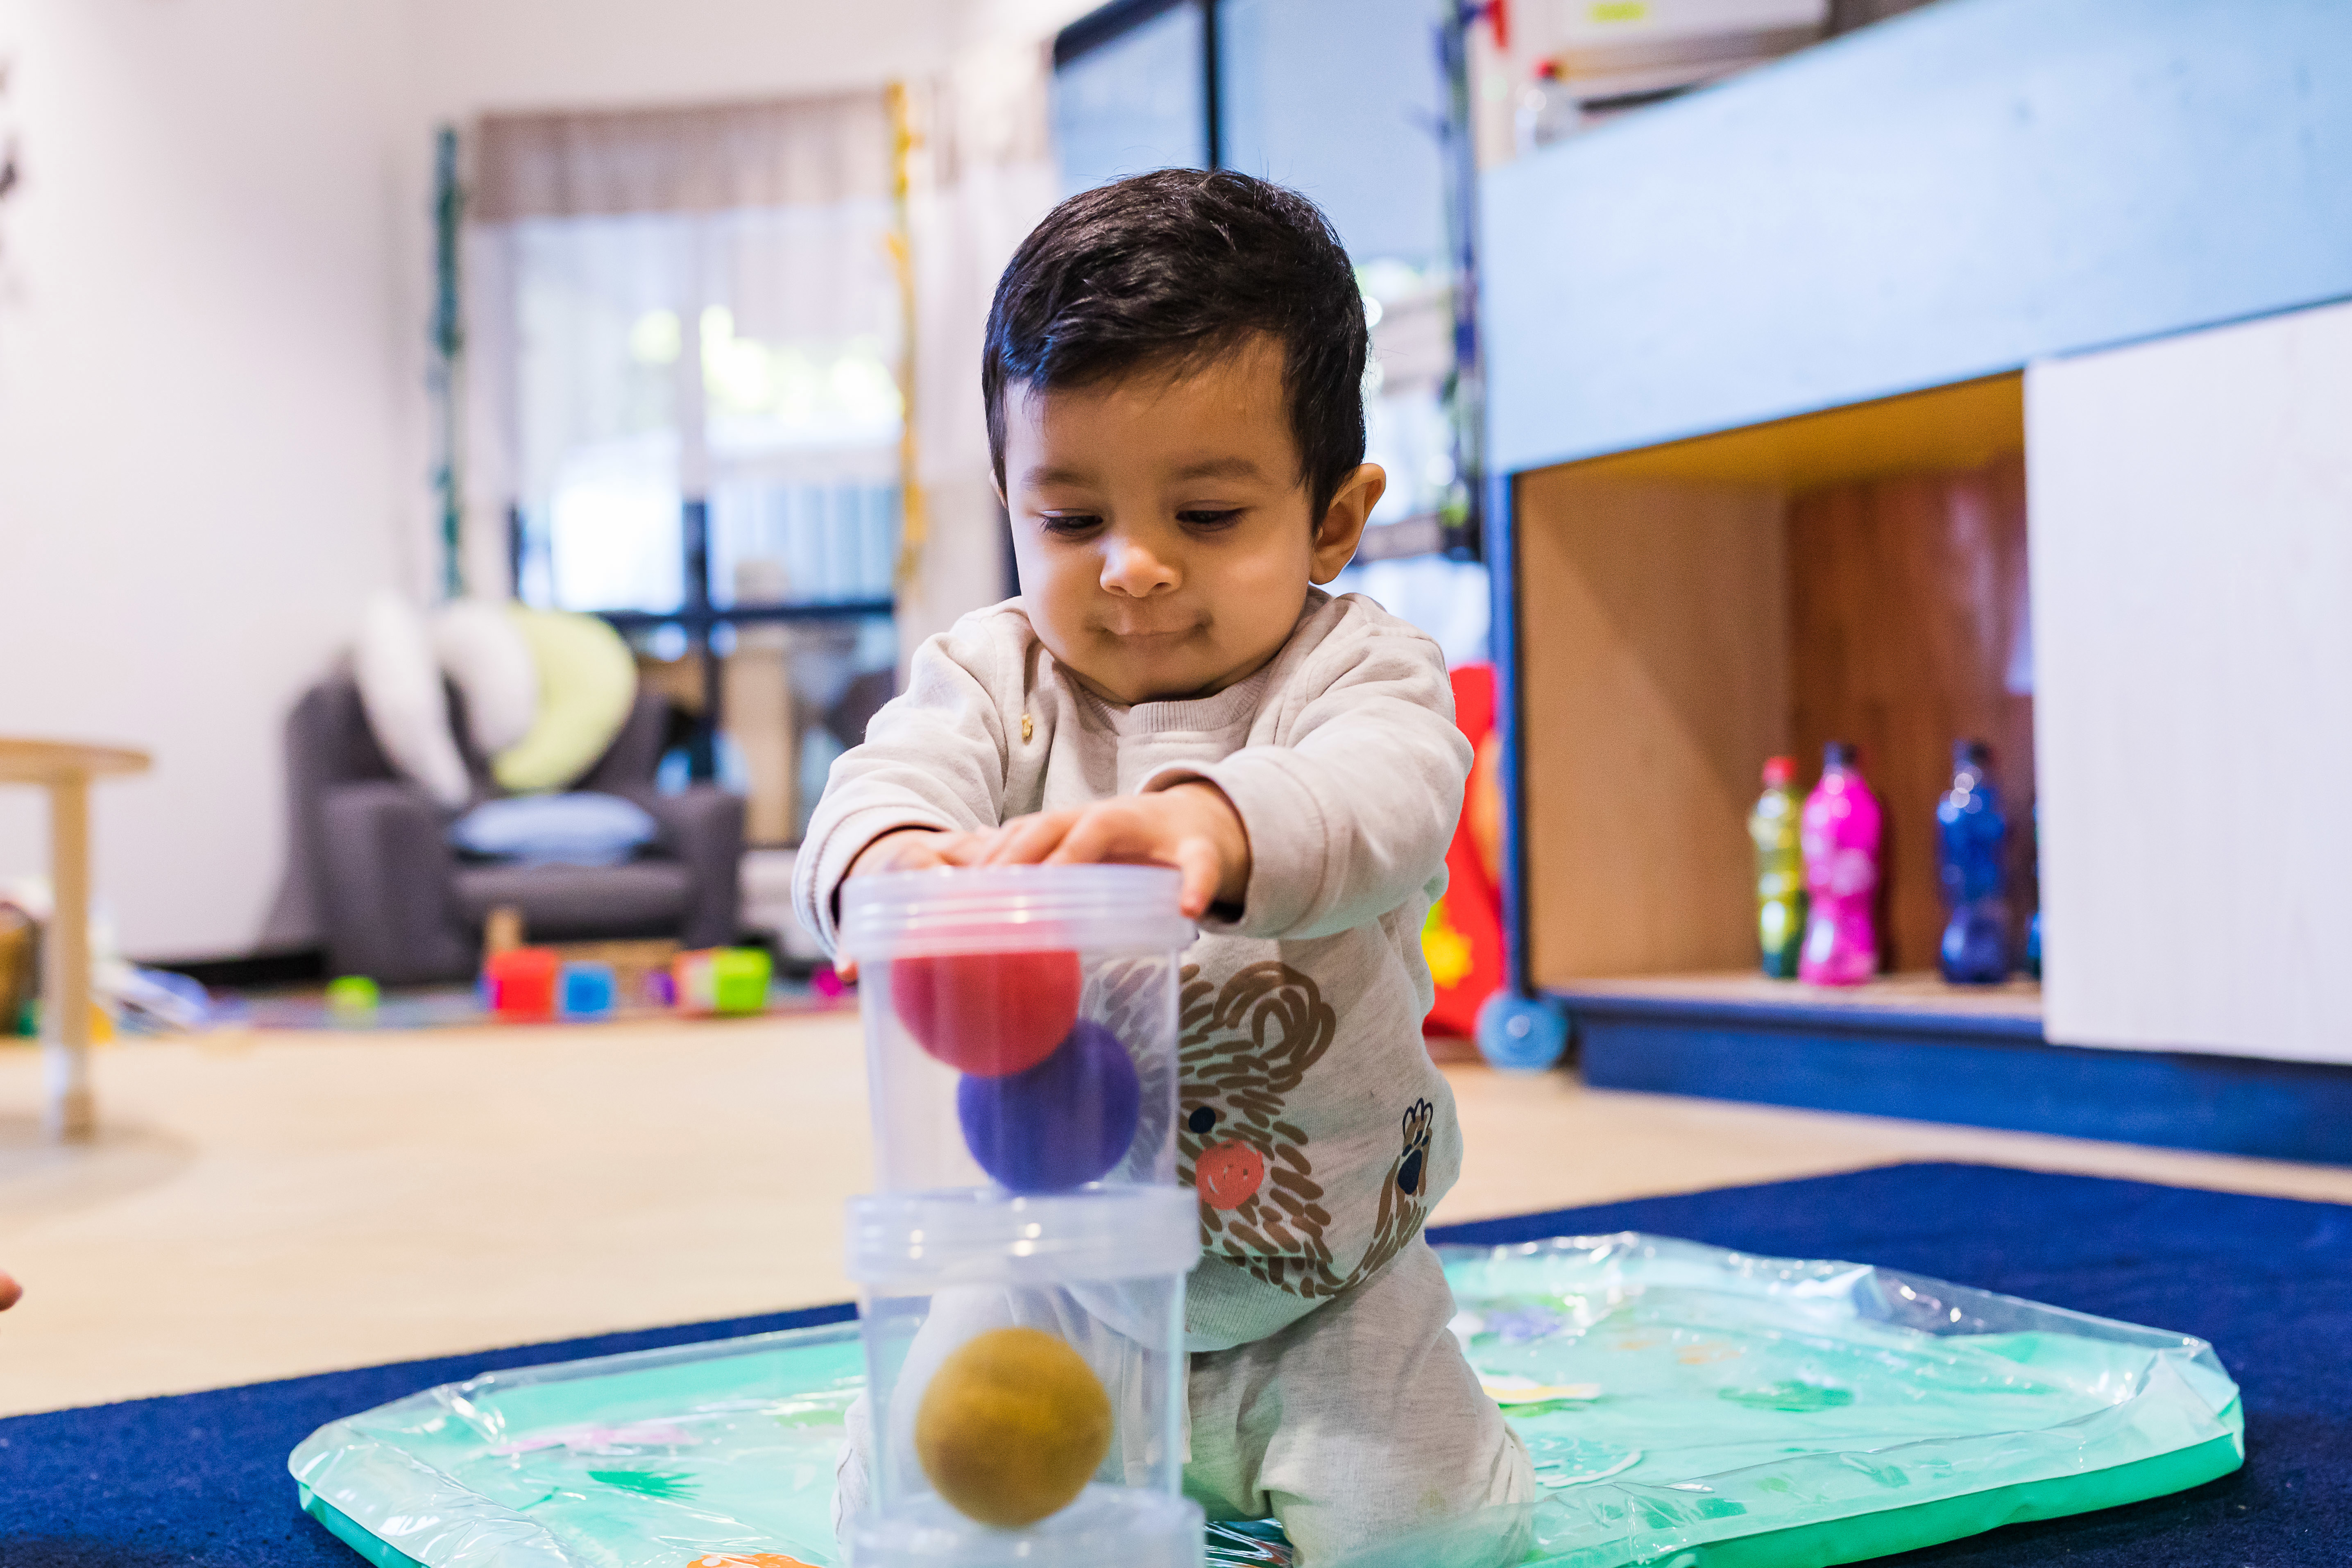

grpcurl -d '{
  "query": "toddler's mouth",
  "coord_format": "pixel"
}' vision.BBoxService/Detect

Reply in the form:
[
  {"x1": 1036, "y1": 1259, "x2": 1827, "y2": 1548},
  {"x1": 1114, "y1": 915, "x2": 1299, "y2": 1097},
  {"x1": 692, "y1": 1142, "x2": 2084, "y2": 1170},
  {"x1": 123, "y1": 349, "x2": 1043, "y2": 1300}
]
[{"x1": 1101, "y1": 621, "x2": 1204, "y2": 643}]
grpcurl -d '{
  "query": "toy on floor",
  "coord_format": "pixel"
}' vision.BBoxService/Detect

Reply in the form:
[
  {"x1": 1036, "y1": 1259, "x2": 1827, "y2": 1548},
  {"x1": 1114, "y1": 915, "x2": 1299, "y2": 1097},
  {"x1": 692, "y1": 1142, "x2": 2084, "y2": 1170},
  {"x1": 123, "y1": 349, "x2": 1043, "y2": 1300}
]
[
  {"x1": 558, "y1": 961, "x2": 616, "y2": 1020},
  {"x1": 955, "y1": 1018, "x2": 1141, "y2": 1192},
  {"x1": 891, "y1": 949, "x2": 1081, "y2": 1074},
  {"x1": 915, "y1": 1326, "x2": 1114, "y2": 1528},
  {"x1": 32, "y1": 998, "x2": 119, "y2": 1045},
  {"x1": 326, "y1": 975, "x2": 380, "y2": 1021},
  {"x1": 482, "y1": 947, "x2": 560, "y2": 1018},
  {"x1": 0, "y1": 902, "x2": 34, "y2": 1036},
  {"x1": 672, "y1": 947, "x2": 771, "y2": 1015}
]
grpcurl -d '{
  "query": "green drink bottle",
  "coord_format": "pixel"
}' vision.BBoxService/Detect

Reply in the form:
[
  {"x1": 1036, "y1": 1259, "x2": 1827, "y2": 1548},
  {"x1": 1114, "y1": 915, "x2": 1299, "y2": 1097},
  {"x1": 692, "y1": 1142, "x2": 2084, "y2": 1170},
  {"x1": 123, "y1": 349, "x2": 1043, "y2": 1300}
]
[{"x1": 1750, "y1": 755, "x2": 1806, "y2": 979}]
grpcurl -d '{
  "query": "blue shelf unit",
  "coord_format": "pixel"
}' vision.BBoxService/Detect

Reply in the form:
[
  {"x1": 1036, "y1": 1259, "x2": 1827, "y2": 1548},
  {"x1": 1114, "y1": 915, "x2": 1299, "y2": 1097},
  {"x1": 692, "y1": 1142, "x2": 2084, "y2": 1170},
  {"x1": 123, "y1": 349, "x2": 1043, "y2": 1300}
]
[
  {"x1": 1566, "y1": 986, "x2": 2352, "y2": 1167},
  {"x1": 1474, "y1": 0, "x2": 2352, "y2": 1161}
]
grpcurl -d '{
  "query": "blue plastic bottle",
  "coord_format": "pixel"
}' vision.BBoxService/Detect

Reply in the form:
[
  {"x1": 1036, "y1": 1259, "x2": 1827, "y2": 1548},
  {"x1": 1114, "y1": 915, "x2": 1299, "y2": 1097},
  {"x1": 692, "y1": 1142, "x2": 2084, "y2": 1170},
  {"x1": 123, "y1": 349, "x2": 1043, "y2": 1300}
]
[
  {"x1": 2023, "y1": 802, "x2": 2044, "y2": 980},
  {"x1": 1937, "y1": 740, "x2": 2010, "y2": 983}
]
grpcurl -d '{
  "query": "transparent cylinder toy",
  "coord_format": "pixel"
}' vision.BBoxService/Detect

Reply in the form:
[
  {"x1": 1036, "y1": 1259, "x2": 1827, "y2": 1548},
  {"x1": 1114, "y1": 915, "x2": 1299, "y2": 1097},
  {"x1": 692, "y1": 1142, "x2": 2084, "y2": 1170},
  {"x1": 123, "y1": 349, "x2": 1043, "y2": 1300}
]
[{"x1": 839, "y1": 866, "x2": 1203, "y2": 1568}]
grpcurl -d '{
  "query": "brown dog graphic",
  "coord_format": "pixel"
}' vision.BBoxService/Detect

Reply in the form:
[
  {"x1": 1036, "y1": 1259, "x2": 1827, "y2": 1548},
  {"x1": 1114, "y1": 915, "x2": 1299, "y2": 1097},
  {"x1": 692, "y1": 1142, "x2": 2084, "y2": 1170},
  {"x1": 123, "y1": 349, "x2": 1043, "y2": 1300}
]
[{"x1": 1174, "y1": 963, "x2": 1434, "y2": 1299}]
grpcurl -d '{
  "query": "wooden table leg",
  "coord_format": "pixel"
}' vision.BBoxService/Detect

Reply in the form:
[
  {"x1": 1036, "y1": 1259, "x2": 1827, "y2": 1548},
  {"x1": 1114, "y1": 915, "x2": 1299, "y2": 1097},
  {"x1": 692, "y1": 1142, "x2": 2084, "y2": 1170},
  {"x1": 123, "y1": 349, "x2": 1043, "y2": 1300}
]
[{"x1": 43, "y1": 775, "x2": 95, "y2": 1142}]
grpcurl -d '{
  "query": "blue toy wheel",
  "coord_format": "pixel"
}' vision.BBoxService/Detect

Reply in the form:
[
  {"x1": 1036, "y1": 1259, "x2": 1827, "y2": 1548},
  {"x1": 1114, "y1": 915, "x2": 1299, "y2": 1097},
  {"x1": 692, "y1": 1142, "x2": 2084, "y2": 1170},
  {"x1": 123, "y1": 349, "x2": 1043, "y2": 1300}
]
[{"x1": 1476, "y1": 991, "x2": 1569, "y2": 1071}]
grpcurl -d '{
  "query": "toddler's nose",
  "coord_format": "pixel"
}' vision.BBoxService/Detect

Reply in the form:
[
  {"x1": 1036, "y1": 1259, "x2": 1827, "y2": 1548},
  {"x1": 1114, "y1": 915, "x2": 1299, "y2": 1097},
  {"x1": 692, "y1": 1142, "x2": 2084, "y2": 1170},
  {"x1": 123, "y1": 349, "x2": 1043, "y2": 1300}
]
[{"x1": 1099, "y1": 537, "x2": 1178, "y2": 597}]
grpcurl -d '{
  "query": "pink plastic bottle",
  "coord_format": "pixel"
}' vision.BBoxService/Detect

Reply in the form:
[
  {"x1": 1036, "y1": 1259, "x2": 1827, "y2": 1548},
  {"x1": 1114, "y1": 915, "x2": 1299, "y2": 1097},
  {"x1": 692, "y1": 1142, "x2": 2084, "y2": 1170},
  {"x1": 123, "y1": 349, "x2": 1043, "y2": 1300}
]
[{"x1": 1798, "y1": 741, "x2": 1882, "y2": 986}]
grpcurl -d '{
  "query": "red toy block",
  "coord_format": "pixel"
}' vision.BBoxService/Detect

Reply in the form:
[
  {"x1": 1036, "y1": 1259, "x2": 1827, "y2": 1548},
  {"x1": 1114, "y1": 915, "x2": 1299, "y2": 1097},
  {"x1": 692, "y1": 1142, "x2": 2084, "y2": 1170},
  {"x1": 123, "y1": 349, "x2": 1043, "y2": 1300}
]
[{"x1": 483, "y1": 947, "x2": 560, "y2": 1018}]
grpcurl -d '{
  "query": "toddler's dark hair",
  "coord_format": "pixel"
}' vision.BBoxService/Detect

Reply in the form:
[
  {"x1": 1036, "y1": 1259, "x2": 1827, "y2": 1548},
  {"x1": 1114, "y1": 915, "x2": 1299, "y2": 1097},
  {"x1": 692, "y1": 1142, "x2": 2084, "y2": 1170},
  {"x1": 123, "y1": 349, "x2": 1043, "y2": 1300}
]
[{"x1": 983, "y1": 169, "x2": 1368, "y2": 518}]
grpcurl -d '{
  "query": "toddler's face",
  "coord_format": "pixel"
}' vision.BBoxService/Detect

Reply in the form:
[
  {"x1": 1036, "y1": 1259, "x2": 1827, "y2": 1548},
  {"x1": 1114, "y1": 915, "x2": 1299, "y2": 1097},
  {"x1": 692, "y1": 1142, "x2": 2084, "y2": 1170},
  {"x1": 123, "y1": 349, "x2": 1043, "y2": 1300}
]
[{"x1": 1000, "y1": 335, "x2": 1382, "y2": 705}]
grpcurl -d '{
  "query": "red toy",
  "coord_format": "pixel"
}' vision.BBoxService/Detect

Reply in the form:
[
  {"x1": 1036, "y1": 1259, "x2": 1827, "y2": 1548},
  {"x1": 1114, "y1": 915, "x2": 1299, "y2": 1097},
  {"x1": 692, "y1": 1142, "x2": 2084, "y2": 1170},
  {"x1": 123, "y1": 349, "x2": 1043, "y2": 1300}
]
[
  {"x1": 1423, "y1": 664, "x2": 1507, "y2": 1039},
  {"x1": 891, "y1": 949, "x2": 1083, "y2": 1077},
  {"x1": 483, "y1": 947, "x2": 560, "y2": 1018}
]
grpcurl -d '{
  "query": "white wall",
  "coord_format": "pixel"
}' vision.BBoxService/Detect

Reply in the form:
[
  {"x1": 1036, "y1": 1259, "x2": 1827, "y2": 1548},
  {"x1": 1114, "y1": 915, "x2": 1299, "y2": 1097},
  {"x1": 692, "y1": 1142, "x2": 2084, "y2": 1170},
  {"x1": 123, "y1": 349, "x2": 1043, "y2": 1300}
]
[
  {"x1": 0, "y1": 0, "x2": 414, "y2": 960},
  {"x1": 410, "y1": 0, "x2": 963, "y2": 116},
  {"x1": 2029, "y1": 298, "x2": 2352, "y2": 1063},
  {"x1": 0, "y1": 0, "x2": 1090, "y2": 963}
]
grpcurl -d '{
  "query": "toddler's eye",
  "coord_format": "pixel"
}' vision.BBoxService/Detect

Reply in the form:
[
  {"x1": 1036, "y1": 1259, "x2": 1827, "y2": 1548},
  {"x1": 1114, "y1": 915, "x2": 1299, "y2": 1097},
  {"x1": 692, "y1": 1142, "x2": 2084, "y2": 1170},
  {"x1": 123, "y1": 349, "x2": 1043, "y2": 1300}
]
[
  {"x1": 1177, "y1": 509, "x2": 1243, "y2": 531},
  {"x1": 1040, "y1": 513, "x2": 1103, "y2": 537}
]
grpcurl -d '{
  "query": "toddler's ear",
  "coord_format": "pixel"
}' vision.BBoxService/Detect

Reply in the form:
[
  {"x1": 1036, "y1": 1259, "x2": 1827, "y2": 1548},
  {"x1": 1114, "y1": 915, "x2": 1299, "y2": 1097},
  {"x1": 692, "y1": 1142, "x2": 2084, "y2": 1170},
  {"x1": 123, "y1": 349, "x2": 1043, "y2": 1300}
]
[{"x1": 1310, "y1": 463, "x2": 1385, "y2": 583}]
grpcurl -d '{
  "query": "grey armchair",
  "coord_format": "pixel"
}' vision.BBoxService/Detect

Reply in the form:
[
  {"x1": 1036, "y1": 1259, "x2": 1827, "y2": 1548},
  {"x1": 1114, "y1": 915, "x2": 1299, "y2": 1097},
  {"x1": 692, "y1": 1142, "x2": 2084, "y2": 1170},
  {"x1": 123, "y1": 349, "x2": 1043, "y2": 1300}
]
[{"x1": 288, "y1": 674, "x2": 743, "y2": 984}]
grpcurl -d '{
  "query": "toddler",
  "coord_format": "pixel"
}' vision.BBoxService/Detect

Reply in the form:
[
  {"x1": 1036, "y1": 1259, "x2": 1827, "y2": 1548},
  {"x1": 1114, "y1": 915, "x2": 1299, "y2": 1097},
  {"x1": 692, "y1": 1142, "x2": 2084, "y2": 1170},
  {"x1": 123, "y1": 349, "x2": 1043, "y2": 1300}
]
[{"x1": 795, "y1": 168, "x2": 1533, "y2": 1564}]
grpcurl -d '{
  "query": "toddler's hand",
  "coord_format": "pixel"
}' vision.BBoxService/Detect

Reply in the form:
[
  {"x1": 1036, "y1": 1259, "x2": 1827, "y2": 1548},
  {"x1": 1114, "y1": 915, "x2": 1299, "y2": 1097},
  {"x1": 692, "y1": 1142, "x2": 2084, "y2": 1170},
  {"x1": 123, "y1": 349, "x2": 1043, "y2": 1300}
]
[
  {"x1": 836, "y1": 827, "x2": 997, "y2": 979},
  {"x1": 972, "y1": 782, "x2": 1249, "y2": 920},
  {"x1": 845, "y1": 825, "x2": 995, "y2": 881}
]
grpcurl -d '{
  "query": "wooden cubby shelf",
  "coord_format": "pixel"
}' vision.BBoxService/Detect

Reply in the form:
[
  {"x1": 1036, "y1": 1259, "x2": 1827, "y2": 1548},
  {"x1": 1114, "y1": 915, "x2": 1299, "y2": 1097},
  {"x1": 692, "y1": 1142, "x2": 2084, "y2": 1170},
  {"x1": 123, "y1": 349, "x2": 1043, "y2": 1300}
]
[
  {"x1": 1475, "y1": 0, "x2": 2352, "y2": 1162},
  {"x1": 1514, "y1": 376, "x2": 2035, "y2": 999}
]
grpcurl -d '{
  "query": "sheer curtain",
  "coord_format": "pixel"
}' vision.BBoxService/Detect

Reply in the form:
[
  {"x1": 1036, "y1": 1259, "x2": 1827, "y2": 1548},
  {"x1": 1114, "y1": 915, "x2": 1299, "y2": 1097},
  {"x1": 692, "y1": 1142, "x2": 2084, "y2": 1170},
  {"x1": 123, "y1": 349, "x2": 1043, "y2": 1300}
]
[
  {"x1": 895, "y1": 43, "x2": 1059, "y2": 666},
  {"x1": 462, "y1": 92, "x2": 903, "y2": 845},
  {"x1": 464, "y1": 92, "x2": 902, "y2": 615}
]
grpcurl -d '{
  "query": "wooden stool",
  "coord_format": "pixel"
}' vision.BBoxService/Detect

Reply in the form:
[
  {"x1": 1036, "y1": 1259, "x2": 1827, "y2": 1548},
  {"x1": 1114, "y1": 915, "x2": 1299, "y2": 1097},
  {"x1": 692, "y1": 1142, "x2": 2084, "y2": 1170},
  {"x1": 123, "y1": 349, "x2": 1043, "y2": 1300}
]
[{"x1": 0, "y1": 738, "x2": 152, "y2": 1141}]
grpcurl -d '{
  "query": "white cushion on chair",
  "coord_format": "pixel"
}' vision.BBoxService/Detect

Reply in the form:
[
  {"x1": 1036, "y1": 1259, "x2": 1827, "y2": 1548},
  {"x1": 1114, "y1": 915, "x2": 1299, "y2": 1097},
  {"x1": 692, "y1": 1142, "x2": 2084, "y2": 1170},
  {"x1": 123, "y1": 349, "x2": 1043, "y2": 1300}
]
[
  {"x1": 432, "y1": 598, "x2": 539, "y2": 755},
  {"x1": 353, "y1": 591, "x2": 470, "y2": 810}
]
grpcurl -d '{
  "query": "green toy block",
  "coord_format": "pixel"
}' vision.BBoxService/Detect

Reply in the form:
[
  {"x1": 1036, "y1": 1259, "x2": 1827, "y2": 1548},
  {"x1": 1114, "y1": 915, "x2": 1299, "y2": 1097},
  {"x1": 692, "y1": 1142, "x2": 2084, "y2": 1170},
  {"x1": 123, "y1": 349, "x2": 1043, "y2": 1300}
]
[
  {"x1": 675, "y1": 947, "x2": 773, "y2": 1015},
  {"x1": 709, "y1": 947, "x2": 771, "y2": 1015}
]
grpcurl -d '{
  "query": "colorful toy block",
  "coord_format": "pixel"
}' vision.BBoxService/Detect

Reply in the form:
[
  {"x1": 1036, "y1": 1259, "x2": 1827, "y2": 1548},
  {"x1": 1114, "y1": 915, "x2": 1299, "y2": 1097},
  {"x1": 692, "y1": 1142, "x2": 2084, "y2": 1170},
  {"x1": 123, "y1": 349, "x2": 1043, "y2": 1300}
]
[
  {"x1": 672, "y1": 947, "x2": 772, "y2": 1015},
  {"x1": 483, "y1": 947, "x2": 560, "y2": 1018},
  {"x1": 559, "y1": 960, "x2": 618, "y2": 1020}
]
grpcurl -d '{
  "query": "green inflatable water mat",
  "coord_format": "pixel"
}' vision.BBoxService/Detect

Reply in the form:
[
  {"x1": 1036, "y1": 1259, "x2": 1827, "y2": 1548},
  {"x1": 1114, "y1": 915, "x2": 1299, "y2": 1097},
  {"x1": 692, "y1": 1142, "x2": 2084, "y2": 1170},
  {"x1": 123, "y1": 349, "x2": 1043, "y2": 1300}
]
[{"x1": 289, "y1": 1232, "x2": 2242, "y2": 1568}]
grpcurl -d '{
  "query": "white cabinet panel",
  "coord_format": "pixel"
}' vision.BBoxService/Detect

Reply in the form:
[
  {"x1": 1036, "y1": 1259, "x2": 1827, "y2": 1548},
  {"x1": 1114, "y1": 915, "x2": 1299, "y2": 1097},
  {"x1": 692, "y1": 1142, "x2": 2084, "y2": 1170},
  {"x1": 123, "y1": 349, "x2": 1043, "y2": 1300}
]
[{"x1": 2028, "y1": 301, "x2": 2352, "y2": 1062}]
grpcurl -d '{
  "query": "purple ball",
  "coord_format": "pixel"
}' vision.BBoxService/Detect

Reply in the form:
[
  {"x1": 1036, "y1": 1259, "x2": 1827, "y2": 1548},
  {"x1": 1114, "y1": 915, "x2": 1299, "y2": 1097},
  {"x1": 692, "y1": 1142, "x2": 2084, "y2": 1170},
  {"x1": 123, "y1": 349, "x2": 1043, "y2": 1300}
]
[{"x1": 956, "y1": 1019, "x2": 1141, "y2": 1193}]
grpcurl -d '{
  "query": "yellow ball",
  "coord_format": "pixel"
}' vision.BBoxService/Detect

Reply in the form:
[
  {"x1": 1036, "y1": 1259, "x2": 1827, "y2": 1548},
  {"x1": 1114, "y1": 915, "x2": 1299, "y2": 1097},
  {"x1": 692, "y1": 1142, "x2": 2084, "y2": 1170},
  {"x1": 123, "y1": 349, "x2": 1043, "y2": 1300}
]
[{"x1": 914, "y1": 1326, "x2": 1113, "y2": 1529}]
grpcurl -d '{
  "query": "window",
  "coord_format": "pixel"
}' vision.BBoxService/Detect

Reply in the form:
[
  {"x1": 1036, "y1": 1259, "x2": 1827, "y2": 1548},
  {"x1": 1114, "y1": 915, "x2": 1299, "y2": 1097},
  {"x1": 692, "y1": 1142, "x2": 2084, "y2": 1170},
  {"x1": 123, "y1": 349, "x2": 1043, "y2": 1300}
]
[
  {"x1": 472, "y1": 95, "x2": 904, "y2": 841},
  {"x1": 508, "y1": 203, "x2": 904, "y2": 616},
  {"x1": 1054, "y1": 2, "x2": 1208, "y2": 193}
]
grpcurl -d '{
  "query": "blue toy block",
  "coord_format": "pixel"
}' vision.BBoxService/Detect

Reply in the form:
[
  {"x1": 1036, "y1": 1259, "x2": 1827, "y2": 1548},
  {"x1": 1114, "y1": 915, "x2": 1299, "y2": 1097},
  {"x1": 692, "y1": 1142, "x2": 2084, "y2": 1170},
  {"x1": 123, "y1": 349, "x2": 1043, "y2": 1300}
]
[{"x1": 559, "y1": 961, "x2": 617, "y2": 1020}]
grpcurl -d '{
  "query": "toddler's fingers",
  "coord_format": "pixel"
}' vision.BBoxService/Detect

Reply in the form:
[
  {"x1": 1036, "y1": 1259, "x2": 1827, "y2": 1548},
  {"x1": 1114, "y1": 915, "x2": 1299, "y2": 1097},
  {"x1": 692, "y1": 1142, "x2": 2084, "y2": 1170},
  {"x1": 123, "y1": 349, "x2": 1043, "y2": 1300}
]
[
  {"x1": 932, "y1": 832, "x2": 996, "y2": 866},
  {"x1": 1042, "y1": 803, "x2": 1152, "y2": 870},
  {"x1": 985, "y1": 811, "x2": 1079, "y2": 866},
  {"x1": 1172, "y1": 835, "x2": 1221, "y2": 918}
]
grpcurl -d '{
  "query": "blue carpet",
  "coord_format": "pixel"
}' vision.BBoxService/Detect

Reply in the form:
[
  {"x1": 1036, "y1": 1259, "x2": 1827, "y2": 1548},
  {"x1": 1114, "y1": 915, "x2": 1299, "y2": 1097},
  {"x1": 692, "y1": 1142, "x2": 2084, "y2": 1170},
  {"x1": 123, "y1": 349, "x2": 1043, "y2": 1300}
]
[{"x1": 4, "y1": 1162, "x2": 2344, "y2": 1566}]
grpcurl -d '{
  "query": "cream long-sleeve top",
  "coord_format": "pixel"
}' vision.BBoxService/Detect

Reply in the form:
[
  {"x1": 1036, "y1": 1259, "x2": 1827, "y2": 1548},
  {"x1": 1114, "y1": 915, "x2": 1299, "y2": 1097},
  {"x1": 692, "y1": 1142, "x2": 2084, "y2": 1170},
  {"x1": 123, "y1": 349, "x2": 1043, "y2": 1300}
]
[{"x1": 793, "y1": 589, "x2": 1473, "y2": 1350}]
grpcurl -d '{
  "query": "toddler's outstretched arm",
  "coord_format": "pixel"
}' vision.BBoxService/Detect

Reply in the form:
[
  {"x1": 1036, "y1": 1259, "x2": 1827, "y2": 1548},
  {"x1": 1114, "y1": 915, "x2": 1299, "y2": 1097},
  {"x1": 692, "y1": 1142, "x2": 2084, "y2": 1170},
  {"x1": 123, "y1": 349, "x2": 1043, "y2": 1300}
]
[{"x1": 792, "y1": 623, "x2": 1020, "y2": 953}]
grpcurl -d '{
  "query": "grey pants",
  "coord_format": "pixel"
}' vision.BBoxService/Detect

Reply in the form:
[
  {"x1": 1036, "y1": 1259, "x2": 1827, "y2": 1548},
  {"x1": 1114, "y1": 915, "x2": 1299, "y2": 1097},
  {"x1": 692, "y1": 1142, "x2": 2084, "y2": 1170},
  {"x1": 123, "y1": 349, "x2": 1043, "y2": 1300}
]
[
  {"x1": 1185, "y1": 1241, "x2": 1534, "y2": 1566},
  {"x1": 837, "y1": 1241, "x2": 1533, "y2": 1566}
]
